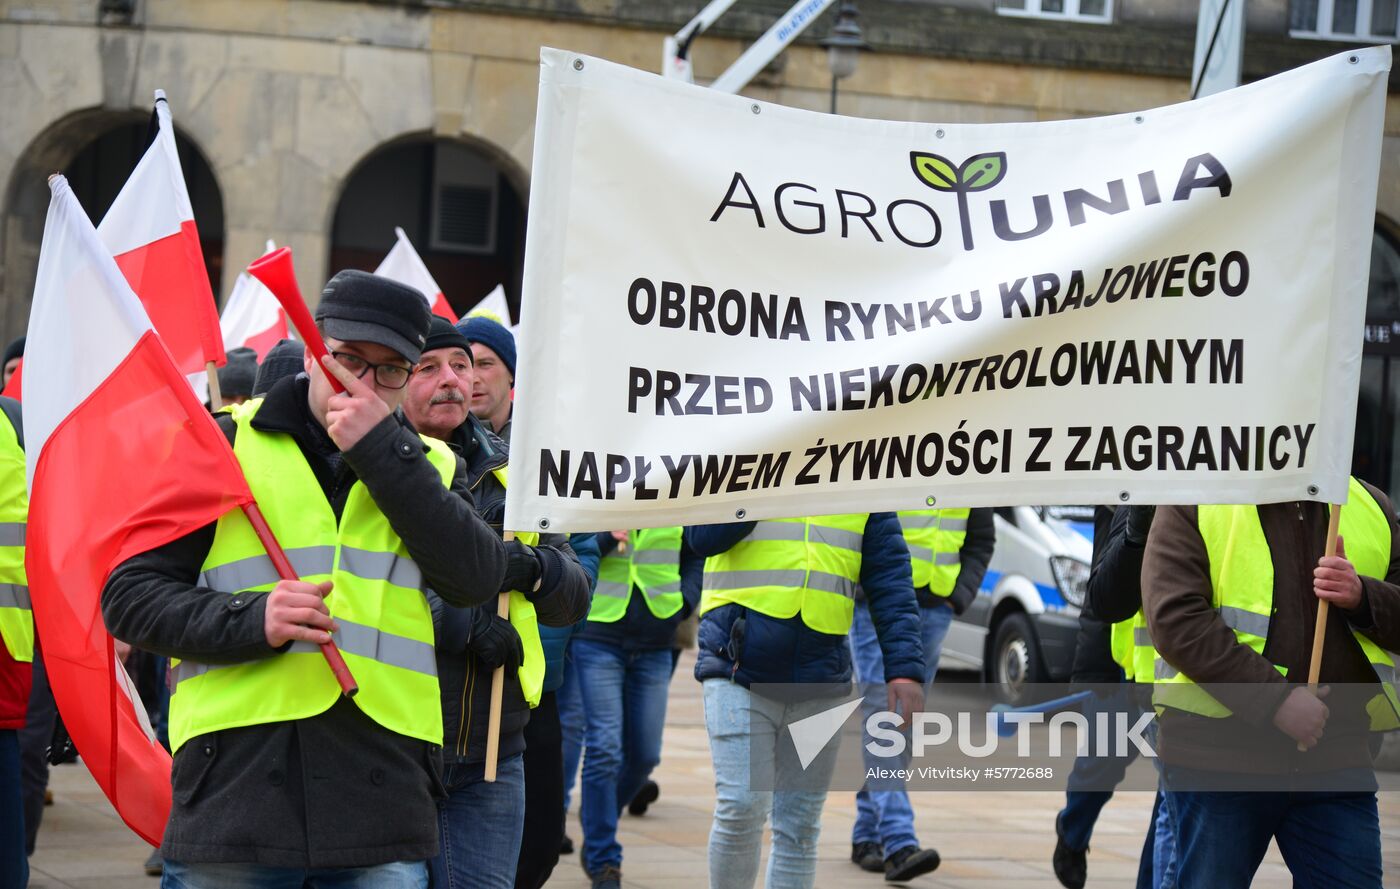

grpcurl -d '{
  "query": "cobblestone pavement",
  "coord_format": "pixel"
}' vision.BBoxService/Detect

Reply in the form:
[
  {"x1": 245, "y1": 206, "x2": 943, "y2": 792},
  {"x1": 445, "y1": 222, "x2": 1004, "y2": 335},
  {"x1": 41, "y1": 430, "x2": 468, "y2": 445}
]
[{"x1": 26, "y1": 655, "x2": 1400, "y2": 888}]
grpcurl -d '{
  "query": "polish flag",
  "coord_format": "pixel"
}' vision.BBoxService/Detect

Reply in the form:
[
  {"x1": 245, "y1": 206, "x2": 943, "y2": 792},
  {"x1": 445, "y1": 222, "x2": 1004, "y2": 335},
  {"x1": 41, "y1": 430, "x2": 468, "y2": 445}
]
[
  {"x1": 24, "y1": 176, "x2": 254, "y2": 845},
  {"x1": 221, "y1": 242, "x2": 291, "y2": 359},
  {"x1": 375, "y1": 227, "x2": 458, "y2": 322},
  {"x1": 98, "y1": 90, "x2": 225, "y2": 376},
  {"x1": 467, "y1": 284, "x2": 516, "y2": 331}
]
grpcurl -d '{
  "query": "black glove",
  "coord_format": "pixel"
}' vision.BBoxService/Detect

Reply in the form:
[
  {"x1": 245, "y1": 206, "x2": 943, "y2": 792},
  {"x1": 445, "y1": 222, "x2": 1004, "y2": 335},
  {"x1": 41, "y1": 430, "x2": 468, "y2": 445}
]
[
  {"x1": 467, "y1": 608, "x2": 523, "y2": 671},
  {"x1": 1124, "y1": 505, "x2": 1157, "y2": 547},
  {"x1": 500, "y1": 539, "x2": 542, "y2": 595}
]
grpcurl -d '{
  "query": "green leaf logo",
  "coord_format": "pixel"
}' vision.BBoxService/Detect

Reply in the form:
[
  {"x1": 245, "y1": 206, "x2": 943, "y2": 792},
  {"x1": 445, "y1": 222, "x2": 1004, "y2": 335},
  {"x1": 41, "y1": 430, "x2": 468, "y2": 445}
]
[
  {"x1": 960, "y1": 153, "x2": 1006, "y2": 192},
  {"x1": 908, "y1": 149, "x2": 1010, "y2": 251},
  {"x1": 910, "y1": 152, "x2": 959, "y2": 192}
]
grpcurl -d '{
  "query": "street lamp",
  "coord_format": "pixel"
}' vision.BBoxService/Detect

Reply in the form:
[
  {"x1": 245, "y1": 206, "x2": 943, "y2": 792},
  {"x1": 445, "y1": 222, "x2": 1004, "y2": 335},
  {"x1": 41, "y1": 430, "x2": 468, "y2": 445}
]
[{"x1": 821, "y1": 1, "x2": 867, "y2": 114}]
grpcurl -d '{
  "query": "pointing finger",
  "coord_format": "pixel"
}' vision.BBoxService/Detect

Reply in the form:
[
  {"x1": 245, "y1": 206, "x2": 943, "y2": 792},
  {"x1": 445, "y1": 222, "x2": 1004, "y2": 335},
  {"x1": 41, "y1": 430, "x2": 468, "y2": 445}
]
[{"x1": 319, "y1": 353, "x2": 368, "y2": 394}]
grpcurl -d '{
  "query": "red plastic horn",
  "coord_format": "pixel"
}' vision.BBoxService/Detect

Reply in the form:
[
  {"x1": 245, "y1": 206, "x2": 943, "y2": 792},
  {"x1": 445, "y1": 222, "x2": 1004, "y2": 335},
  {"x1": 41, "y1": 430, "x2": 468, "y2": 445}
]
[
  {"x1": 243, "y1": 246, "x2": 358, "y2": 697},
  {"x1": 247, "y1": 247, "x2": 345, "y2": 394}
]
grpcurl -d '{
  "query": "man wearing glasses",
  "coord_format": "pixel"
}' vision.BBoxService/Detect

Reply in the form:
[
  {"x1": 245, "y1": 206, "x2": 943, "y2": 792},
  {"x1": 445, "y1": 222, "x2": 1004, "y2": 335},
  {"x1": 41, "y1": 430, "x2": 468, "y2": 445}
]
[{"x1": 103, "y1": 270, "x2": 540, "y2": 888}]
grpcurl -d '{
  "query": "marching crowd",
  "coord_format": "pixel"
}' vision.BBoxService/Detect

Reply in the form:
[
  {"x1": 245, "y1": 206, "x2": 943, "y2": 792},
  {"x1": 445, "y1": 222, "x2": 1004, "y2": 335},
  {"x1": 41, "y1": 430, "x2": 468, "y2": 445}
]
[{"x1": 0, "y1": 268, "x2": 1398, "y2": 889}]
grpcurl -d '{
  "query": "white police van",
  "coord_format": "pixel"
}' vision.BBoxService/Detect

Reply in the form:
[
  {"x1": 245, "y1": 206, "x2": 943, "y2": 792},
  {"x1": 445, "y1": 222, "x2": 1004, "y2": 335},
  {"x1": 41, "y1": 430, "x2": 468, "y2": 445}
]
[{"x1": 937, "y1": 505, "x2": 1093, "y2": 701}]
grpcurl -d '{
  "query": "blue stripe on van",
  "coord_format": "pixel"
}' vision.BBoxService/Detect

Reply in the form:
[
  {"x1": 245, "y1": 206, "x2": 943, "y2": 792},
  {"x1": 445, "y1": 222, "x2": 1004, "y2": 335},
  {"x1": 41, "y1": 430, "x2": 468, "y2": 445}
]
[{"x1": 978, "y1": 569, "x2": 1065, "y2": 608}]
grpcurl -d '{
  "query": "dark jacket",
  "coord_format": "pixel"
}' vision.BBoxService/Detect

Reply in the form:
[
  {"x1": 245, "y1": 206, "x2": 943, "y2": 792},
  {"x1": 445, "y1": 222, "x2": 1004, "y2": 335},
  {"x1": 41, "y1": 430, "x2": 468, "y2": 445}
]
[
  {"x1": 427, "y1": 416, "x2": 591, "y2": 764},
  {"x1": 1071, "y1": 506, "x2": 1139, "y2": 685},
  {"x1": 688, "y1": 513, "x2": 924, "y2": 687},
  {"x1": 574, "y1": 532, "x2": 703, "y2": 652},
  {"x1": 101, "y1": 375, "x2": 509, "y2": 867},
  {"x1": 539, "y1": 533, "x2": 600, "y2": 694},
  {"x1": 1142, "y1": 485, "x2": 1400, "y2": 772}
]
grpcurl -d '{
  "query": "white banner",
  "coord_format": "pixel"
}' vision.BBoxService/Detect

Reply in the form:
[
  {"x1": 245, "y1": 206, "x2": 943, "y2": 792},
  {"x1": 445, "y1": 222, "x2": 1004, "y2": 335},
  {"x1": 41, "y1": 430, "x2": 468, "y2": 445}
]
[{"x1": 507, "y1": 47, "x2": 1390, "y2": 533}]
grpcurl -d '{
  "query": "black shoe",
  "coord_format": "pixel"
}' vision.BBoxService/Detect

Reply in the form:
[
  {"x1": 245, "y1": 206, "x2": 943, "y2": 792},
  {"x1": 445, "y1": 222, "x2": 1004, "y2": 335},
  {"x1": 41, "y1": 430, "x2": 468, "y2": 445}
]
[
  {"x1": 884, "y1": 846, "x2": 940, "y2": 883},
  {"x1": 560, "y1": 834, "x2": 575, "y2": 855},
  {"x1": 851, "y1": 841, "x2": 884, "y2": 872},
  {"x1": 143, "y1": 848, "x2": 163, "y2": 877},
  {"x1": 1052, "y1": 813, "x2": 1087, "y2": 889},
  {"x1": 627, "y1": 779, "x2": 659, "y2": 816},
  {"x1": 588, "y1": 865, "x2": 622, "y2": 889}
]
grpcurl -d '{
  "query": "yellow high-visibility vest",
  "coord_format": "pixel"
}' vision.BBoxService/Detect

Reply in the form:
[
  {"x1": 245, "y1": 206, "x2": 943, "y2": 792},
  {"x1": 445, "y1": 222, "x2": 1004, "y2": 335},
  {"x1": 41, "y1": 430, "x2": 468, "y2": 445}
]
[
  {"x1": 0, "y1": 409, "x2": 29, "y2": 665},
  {"x1": 592, "y1": 527, "x2": 684, "y2": 623},
  {"x1": 1155, "y1": 478, "x2": 1400, "y2": 730},
  {"x1": 896, "y1": 508, "x2": 968, "y2": 597},
  {"x1": 168, "y1": 400, "x2": 455, "y2": 752},
  {"x1": 700, "y1": 515, "x2": 867, "y2": 635},
  {"x1": 487, "y1": 465, "x2": 545, "y2": 708}
]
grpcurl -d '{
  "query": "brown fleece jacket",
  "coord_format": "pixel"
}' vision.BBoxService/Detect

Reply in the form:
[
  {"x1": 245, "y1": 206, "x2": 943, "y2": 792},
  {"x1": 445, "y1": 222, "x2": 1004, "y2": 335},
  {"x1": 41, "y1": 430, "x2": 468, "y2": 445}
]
[{"x1": 1141, "y1": 483, "x2": 1400, "y2": 771}]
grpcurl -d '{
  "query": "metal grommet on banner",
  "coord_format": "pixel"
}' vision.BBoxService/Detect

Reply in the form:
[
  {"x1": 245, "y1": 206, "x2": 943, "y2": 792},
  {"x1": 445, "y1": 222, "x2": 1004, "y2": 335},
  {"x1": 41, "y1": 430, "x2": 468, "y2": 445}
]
[
  {"x1": 935, "y1": 129, "x2": 945, "y2": 139},
  {"x1": 1349, "y1": 55, "x2": 1359, "y2": 64},
  {"x1": 751, "y1": 104, "x2": 761, "y2": 115},
  {"x1": 538, "y1": 518, "x2": 550, "y2": 530},
  {"x1": 1119, "y1": 491, "x2": 1131, "y2": 502},
  {"x1": 1308, "y1": 485, "x2": 1320, "y2": 496},
  {"x1": 735, "y1": 508, "x2": 747, "y2": 519},
  {"x1": 573, "y1": 59, "x2": 584, "y2": 71},
  {"x1": 1134, "y1": 116, "x2": 1144, "y2": 124},
  {"x1": 925, "y1": 495, "x2": 937, "y2": 507}
]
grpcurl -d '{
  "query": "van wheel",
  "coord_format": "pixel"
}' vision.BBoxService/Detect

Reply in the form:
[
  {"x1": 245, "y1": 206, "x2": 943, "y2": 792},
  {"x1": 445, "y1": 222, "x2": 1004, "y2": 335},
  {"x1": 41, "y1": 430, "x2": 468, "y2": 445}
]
[{"x1": 991, "y1": 613, "x2": 1043, "y2": 704}]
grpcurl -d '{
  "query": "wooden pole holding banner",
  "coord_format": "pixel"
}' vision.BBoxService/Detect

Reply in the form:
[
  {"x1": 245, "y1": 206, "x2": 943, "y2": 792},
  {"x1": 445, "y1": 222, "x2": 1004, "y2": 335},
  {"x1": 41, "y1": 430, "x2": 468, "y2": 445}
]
[
  {"x1": 205, "y1": 360, "x2": 223, "y2": 411},
  {"x1": 484, "y1": 530, "x2": 514, "y2": 782},
  {"x1": 1300, "y1": 503, "x2": 1342, "y2": 751}
]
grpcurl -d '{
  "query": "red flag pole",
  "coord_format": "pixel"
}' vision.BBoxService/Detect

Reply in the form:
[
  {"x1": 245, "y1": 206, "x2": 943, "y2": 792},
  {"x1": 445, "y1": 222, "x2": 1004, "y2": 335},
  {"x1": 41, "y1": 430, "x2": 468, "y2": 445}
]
[
  {"x1": 241, "y1": 500, "x2": 357, "y2": 697},
  {"x1": 241, "y1": 248, "x2": 361, "y2": 697}
]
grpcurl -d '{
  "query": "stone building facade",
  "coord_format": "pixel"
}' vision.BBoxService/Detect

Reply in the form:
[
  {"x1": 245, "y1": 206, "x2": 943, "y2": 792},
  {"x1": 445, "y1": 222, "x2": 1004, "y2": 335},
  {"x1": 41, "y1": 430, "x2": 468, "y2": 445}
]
[
  {"x1": 1, "y1": 0, "x2": 1394, "y2": 321},
  {"x1": 3, "y1": 2, "x2": 1399, "y2": 491}
]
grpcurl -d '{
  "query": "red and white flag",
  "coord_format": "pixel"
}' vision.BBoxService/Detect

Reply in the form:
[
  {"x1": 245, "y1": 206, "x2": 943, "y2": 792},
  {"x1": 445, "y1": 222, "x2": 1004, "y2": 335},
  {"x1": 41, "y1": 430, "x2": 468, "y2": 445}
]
[
  {"x1": 375, "y1": 227, "x2": 458, "y2": 322},
  {"x1": 98, "y1": 90, "x2": 225, "y2": 376},
  {"x1": 221, "y1": 241, "x2": 291, "y2": 359},
  {"x1": 467, "y1": 284, "x2": 515, "y2": 331},
  {"x1": 24, "y1": 176, "x2": 254, "y2": 845}
]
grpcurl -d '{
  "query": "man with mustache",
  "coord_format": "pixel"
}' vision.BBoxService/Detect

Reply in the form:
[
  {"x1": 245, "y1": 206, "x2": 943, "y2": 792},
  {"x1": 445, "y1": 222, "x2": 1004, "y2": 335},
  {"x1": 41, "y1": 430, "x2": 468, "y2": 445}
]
[{"x1": 403, "y1": 316, "x2": 591, "y2": 889}]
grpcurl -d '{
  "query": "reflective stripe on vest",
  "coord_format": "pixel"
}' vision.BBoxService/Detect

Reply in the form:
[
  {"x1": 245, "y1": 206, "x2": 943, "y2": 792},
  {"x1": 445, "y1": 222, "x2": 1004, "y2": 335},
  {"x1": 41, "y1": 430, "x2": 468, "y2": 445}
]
[
  {"x1": 700, "y1": 514, "x2": 866, "y2": 635},
  {"x1": 0, "y1": 410, "x2": 29, "y2": 664},
  {"x1": 592, "y1": 526, "x2": 684, "y2": 623},
  {"x1": 897, "y1": 508, "x2": 969, "y2": 596},
  {"x1": 488, "y1": 465, "x2": 545, "y2": 709},
  {"x1": 1155, "y1": 478, "x2": 1400, "y2": 730},
  {"x1": 168, "y1": 399, "x2": 455, "y2": 752}
]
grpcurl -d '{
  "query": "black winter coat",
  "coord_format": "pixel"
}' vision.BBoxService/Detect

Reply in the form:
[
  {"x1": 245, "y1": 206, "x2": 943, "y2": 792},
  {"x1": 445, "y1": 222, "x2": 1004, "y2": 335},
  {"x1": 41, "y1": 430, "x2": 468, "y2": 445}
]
[
  {"x1": 427, "y1": 416, "x2": 590, "y2": 764},
  {"x1": 101, "y1": 375, "x2": 509, "y2": 867},
  {"x1": 1070, "y1": 506, "x2": 1143, "y2": 684}
]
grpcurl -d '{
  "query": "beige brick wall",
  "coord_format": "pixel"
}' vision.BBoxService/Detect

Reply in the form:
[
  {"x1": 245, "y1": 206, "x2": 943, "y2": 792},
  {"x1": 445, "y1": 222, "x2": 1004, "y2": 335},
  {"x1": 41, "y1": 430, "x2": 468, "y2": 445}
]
[{"x1": 0, "y1": 0, "x2": 1393, "y2": 336}]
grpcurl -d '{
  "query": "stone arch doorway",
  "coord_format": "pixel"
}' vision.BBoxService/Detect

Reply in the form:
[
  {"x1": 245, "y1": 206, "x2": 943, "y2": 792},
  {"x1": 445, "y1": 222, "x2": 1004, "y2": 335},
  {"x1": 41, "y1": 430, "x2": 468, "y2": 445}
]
[
  {"x1": 330, "y1": 134, "x2": 527, "y2": 322},
  {"x1": 1, "y1": 109, "x2": 225, "y2": 342}
]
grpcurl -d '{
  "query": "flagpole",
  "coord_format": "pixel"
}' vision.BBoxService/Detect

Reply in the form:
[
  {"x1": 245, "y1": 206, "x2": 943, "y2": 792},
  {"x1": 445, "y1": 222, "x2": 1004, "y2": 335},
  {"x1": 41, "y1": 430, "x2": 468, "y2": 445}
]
[
  {"x1": 205, "y1": 360, "x2": 223, "y2": 410},
  {"x1": 241, "y1": 500, "x2": 358, "y2": 697},
  {"x1": 1300, "y1": 503, "x2": 1341, "y2": 751},
  {"x1": 484, "y1": 531, "x2": 514, "y2": 782}
]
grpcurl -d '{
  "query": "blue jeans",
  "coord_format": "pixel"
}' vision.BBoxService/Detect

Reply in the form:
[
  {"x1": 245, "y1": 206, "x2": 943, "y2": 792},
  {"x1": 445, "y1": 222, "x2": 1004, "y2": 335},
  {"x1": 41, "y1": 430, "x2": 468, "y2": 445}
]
[
  {"x1": 161, "y1": 861, "x2": 427, "y2": 889},
  {"x1": 1056, "y1": 684, "x2": 1141, "y2": 851},
  {"x1": 0, "y1": 729, "x2": 27, "y2": 889},
  {"x1": 704, "y1": 679, "x2": 841, "y2": 889},
  {"x1": 1164, "y1": 784, "x2": 1380, "y2": 889},
  {"x1": 573, "y1": 639, "x2": 672, "y2": 874},
  {"x1": 428, "y1": 754, "x2": 525, "y2": 889},
  {"x1": 848, "y1": 600, "x2": 953, "y2": 855},
  {"x1": 558, "y1": 643, "x2": 584, "y2": 816}
]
